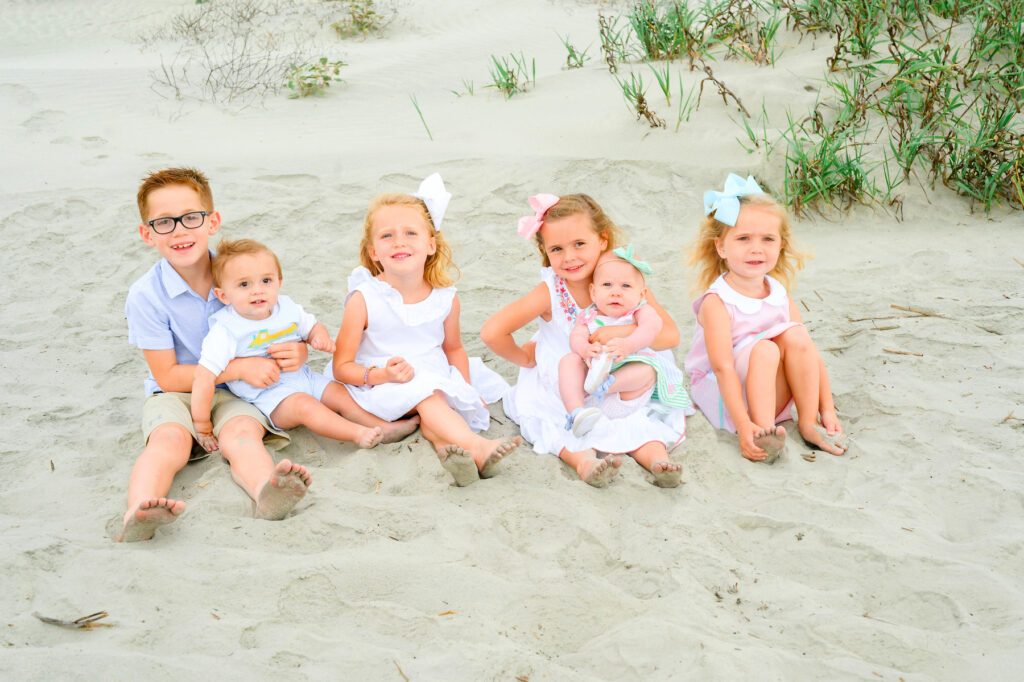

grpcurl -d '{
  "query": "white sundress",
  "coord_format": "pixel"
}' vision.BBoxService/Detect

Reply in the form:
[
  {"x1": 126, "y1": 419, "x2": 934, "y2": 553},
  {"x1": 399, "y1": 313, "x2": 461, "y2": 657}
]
[
  {"x1": 503, "y1": 267, "x2": 691, "y2": 455},
  {"x1": 325, "y1": 267, "x2": 508, "y2": 432}
]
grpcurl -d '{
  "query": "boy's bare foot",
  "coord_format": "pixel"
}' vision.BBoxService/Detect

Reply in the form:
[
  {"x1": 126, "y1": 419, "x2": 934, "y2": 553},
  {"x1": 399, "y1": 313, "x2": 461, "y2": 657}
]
[
  {"x1": 578, "y1": 451, "x2": 621, "y2": 488},
  {"x1": 119, "y1": 498, "x2": 186, "y2": 542},
  {"x1": 380, "y1": 415, "x2": 420, "y2": 444},
  {"x1": 754, "y1": 425, "x2": 787, "y2": 464},
  {"x1": 255, "y1": 459, "x2": 311, "y2": 520},
  {"x1": 355, "y1": 425, "x2": 384, "y2": 449},
  {"x1": 479, "y1": 437, "x2": 522, "y2": 478},
  {"x1": 800, "y1": 423, "x2": 847, "y2": 456},
  {"x1": 650, "y1": 460, "x2": 682, "y2": 488},
  {"x1": 437, "y1": 445, "x2": 480, "y2": 487}
]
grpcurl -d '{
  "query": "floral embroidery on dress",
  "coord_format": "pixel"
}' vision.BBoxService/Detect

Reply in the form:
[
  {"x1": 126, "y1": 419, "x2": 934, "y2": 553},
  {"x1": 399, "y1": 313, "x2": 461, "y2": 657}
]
[{"x1": 554, "y1": 276, "x2": 579, "y2": 324}]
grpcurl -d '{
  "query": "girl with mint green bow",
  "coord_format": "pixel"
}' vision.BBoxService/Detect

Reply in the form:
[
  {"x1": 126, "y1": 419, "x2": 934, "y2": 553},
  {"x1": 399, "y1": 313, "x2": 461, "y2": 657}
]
[{"x1": 684, "y1": 174, "x2": 847, "y2": 462}]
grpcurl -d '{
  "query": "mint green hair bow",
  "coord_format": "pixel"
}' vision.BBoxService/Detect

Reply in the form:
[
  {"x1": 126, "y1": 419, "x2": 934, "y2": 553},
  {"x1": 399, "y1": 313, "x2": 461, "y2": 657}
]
[
  {"x1": 611, "y1": 243, "x2": 652, "y2": 275},
  {"x1": 703, "y1": 173, "x2": 764, "y2": 226}
]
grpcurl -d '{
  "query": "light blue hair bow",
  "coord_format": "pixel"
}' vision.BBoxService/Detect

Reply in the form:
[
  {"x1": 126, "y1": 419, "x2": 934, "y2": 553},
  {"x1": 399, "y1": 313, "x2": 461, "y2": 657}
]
[
  {"x1": 611, "y1": 243, "x2": 652, "y2": 275},
  {"x1": 703, "y1": 173, "x2": 764, "y2": 226}
]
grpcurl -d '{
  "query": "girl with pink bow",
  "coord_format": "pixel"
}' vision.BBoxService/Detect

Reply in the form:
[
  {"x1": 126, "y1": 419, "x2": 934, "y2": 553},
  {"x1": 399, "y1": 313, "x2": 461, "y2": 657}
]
[
  {"x1": 327, "y1": 173, "x2": 519, "y2": 486},
  {"x1": 685, "y1": 174, "x2": 847, "y2": 462},
  {"x1": 482, "y1": 194, "x2": 689, "y2": 487}
]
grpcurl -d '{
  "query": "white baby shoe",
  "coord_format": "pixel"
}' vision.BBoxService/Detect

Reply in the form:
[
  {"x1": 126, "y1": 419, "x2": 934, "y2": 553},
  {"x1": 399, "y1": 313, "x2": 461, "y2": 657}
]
[{"x1": 584, "y1": 352, "x2": 613, "y2": 394}]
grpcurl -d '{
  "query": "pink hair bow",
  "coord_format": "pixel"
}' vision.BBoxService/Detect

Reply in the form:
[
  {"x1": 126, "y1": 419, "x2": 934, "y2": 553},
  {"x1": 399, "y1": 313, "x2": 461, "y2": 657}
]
[{"x1": 517, "y1": 193, "x2": 560, "y2": 238}]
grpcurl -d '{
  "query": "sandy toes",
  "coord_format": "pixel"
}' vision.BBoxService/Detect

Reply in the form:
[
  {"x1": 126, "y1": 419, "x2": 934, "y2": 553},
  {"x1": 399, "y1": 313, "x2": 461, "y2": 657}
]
[
  {"x1": 119, "y1": 498, "x2": 186, "y2": 542},
  {"x1": 754, "y1": 425, "x2": 787, "y2": 464},
  {"x1": 438, "y1": 446, "x2": 481, "y2": 487},
  {"x1": 356, "y1": 425, "x2": 384, "y2": 449},
  {"x1": 380, "y1": 415, "x2": 420, "y2": 444},
  {"x1": 255, "y1": 459, "x2": 311, "y2": 520},
  {"x1": 579, "y1": 451, "x2": 621, "y2": 488},
  {"x1": 479, "y1": 437, "x2": 522, "y2": 479},
  {"x1": 800, "y1": 424, "x2": 848, "y2": 456},
  {"x1": 650, "y1": 460, "x2": 682, "y2": 488}
]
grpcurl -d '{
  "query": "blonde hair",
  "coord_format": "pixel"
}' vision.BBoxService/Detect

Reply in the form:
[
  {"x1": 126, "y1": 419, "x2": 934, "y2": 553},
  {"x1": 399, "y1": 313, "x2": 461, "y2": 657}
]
[
  {"x1": 212, "y1": 238, "x2": 282, "y2": 288},
  {"x1": 688, "y1": 193, "x2": 805, "y2": 292},
  {"x1": 137, "y1": 167, "x2": 213, "y2": 222},
  {"x1": 533, "y1": 194, "x2": 625, "y2": 266},
  {"x1": 360, "y1": 193, "x2": 458, "y2": 288}
]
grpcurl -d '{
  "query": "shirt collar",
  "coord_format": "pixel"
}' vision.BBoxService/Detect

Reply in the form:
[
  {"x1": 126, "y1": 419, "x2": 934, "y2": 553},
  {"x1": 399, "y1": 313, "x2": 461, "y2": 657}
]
[{"x1": 158, "y1": 250, "x2": 215, "y2": 300}]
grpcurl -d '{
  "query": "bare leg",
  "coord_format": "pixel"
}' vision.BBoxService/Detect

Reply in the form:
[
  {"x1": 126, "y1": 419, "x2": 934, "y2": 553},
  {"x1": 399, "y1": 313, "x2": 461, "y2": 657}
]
[
  {"x1": 320, "y1": 383, "x2": 419, "y2": 443},
  {"x1": 775, "y1": 328, "x2": 846, "y2": 456},
  {"x1": 254, "y1": 459, "x2": 311, "y2": 520},
  {"x1": 604, "y1": 362, "x2": 656, "y2": 400},
  {"x1": 416, "y1": 393, "x2": 521, "y2": 474},
  {"x1": 628, "y1": 441, "x2": 681, "y2": 487},
  {"x1": 559, "y1": 447, "x2": 621, "y2": 487},
  {"x1": 271, "y1": 393, "x2": 383, "y2": 449},
  {"x1": 746, "y1": 339, "x2": 782, "y2": 429},
  {"x1": 120, "y1": 423, "x2": 191, "y2": 542},
  {"x1": 558, "y1": 353, "x2": 588, "y2": 412},
  {"x1": 217, "y1": 415, "x2": 303, "y2": 519}
]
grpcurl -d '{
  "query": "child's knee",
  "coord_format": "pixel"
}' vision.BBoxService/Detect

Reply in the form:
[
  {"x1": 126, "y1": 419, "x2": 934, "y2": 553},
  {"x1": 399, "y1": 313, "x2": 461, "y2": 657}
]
[
  {"x1": 219, "y1": 414, "x2": 265, "y2": 441},
  {"x1": 777, "y1": 325, "x2": 812, "y2": 351},
  {"x1": 750, "y1": 339, "x2": 781, "y2": 366},
  {"x1": 559, "y1": 353, "x2": 585, "y2": 372},
  {"x1": 146, "y1": 423, "x2": 193, "y2": 456}
]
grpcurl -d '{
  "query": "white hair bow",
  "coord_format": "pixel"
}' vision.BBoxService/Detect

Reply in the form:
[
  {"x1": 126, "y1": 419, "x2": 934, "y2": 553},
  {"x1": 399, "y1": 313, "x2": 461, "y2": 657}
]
[{"x1": 413, "y1": 172, "x2": 452, "y2": 230}]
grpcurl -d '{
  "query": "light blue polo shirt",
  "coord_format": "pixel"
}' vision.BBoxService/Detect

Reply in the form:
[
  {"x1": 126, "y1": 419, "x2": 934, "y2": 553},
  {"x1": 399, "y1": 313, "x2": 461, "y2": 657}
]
[{"x1": 125, "y1": 253, "x2": 225, "y2": 396}]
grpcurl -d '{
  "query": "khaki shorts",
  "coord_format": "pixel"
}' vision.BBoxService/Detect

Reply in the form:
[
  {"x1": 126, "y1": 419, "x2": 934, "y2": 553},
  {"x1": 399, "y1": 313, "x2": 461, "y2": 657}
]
[{"x1": 141, "y1": 389, "x2": 290, "y2": 460}]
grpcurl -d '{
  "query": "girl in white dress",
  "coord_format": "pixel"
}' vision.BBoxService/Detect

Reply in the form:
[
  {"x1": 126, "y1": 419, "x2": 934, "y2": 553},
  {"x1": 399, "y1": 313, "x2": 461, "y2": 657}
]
[
  {"x1": 482, "y1": 194, "x2": 689, "y2": 488},
  {"x1": 328, "y1": 174, "x2": 518, "y2": 486}
]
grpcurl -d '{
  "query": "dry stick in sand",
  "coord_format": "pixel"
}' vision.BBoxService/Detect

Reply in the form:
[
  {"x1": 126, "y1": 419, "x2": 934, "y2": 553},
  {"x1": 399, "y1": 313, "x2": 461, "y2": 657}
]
[
  {"x1": 393, "y1": 660, "x2": 409, "y2": 682},
  {"x1": 698, "y1": 64, "x2": 750, "y2": 117},
  {"x1": 34, "y1": 611, "x2": 112, "y2": 630},
  {"x1": 883, "y1": 348, "x2": 924, "y2": 357},
  {"x1": 890, "y1": 304, "x2": 947, "y2": 318},
  {"x1": 999, "y1": 411, "x2": 1022, "y2": 424}
]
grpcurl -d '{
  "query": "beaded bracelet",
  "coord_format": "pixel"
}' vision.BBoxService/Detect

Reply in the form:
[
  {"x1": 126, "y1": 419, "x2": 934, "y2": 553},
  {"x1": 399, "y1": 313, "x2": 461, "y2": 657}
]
[{"x1": 363, "y1": 365, "x2": 376, "y2": 386}]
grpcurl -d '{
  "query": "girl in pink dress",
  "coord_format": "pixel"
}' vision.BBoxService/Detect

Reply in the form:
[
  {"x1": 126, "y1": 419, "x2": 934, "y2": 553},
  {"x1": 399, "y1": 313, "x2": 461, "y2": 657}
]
[{"x1": 684, "y1": 174, "x2": 847, "y2": 463}]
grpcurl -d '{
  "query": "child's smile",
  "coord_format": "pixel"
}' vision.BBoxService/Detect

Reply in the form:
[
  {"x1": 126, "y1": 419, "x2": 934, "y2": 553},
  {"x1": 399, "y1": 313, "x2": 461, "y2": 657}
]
[
  {"x1": 213, "y1": 251, "x2": 282, "y2": 321},
  {"x1": 715, "y1": 205, "x2": 782, "y2": 292},
  {"x1": 540, "y1": 213, "x2": 607, "y2": 284},
  {"x1": 368, "y1": 204, "x2": 436, "y2": 278}
]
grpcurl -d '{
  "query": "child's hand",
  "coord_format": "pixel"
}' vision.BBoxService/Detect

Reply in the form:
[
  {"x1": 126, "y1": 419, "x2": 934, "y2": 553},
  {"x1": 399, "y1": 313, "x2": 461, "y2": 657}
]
[
  {"x1": 194, "y1": 421, "x2": 219, "y2": 453},
  {"x1": 385, "y1": 357, "x2": 414, "y2": 383},
  {"x1": 820, "y1": 409, "x2": 843, "y2": 436},
  {"x1": 602, "y1": 337, "x2": 634, "y2": 361},
  {"x1": 521, "y1": 341, "x2": 537, "y2": 368},
  {"x1": 268, "y1": 341, "x2": 308, "y2": 373},
  {"x1": 581, "y1": 341, "x2": 603, "y2": 360},
  {"x1": 236, "y1": 357, "x2": 280, "y2": 388},
  {"x1": 737, "y1": 424, "x2": 767, "y2": 462},
  {"x1": 308, "y1": 328, "x2": 336, "y2": 354},
  {"x1": 589, "y1": 324, "x2": 636, "y2": 345}
]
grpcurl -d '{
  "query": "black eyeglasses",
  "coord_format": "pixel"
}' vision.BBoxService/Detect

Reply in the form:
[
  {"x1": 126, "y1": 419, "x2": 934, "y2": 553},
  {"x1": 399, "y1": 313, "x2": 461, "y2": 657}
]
[{"x1": 147, "y1": 211, "x2": 208, "y2": 235}]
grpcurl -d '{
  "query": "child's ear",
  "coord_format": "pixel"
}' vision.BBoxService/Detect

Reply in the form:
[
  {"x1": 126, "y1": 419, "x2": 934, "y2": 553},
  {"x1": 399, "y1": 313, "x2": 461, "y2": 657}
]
[
  {"x1": 428, "y1": 235, "x2": 436, "y2": 255},
  {"x1": 366, "y1": 245, "x2": 379, "y2": 263},
  {"x1": 207, "y1": 211, "x2": 221, "y2": 235},
  {"x1": 213, "y1": 287, "x2": 230, "y2": 305},
  {"x1": 714, "y1": 238, "x2": 725, "y2": 258},
  {"x1": 139, "y1": 222, "x2": 156, "y2": 247}
]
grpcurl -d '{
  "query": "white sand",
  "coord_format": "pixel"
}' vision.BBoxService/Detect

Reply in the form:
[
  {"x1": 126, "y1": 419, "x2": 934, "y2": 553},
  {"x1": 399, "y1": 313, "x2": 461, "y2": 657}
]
[{"x1": 2, "y1": 0, "x2": 1023, "y2": 678}]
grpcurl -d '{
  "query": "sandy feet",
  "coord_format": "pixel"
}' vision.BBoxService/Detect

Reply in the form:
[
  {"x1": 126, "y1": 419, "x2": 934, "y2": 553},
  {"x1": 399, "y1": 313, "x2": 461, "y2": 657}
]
[
  {"x1": 800, "y1": 423, "x2": 848, "y2": 456},
  {"x1": 437, "y1": 446, "x2": 480, "y2": 486},
  {"x1": 479, "y1": 437, "x2": 522, "y2": 478},
  {"x1": 380, "y1": 415, "x2": 420, "y2": 444},
  {"x1": 255, "y1": 459, "x2": 311, "y2": 520},
  {"x1": 649, "y1": 460, "x2": 682, "y2": 488},
  {"x1": 578, "y1": 451, "x2": 621, "y2": 488},
  {"x1": 355, "y1": 425, "x2": 384, "y2": 449},
  {"x1": 119, "y1": 498, "x2": 186, "y2": 542},
  {"x1": 754, "y1": 425, "x2": 787, "y2": 464}
]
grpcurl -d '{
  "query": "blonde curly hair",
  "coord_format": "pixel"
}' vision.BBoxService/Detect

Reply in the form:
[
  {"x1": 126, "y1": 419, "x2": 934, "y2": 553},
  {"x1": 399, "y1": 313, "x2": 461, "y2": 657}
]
[
  {"x1": 360, "y1": 193, "x2": 459, "y2": 288},
  {"x1": 688, "y1": 193, "x2": 805, "y2": 292}
]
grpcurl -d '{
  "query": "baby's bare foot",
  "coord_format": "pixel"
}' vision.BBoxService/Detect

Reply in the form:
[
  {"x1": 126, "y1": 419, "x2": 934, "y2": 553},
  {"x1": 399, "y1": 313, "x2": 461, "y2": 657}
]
[
  {"x1": 255, "y1": 459, "x2": 311, "y2": 520},
  {"x1": 356, "y1": 426, "x2": 384, "y2": 449},
  {"x1": 650, "y1": 460, "x2": 682, "y2": 488},
  {"x1": 800, "y1": 423, "x2": 847, "y2": 456},
  {"x1": 754, "y1": 425, "x2": 787, "y2": 464},
  {"x1": 479, "y1": 437, "x2": 522, "y2": 478},
  {"x1": 437, "y1": 445, "x2": 480, "y2": 487},
  {"x1": 119, "y1": 498, "x2": 185, "y2": 542},
  {"x1": 577, "y1": 451, "x2": 621, "y2": 488},
  {"x1": 380, "y1": 415, "x2": 420, "y2": 444}
]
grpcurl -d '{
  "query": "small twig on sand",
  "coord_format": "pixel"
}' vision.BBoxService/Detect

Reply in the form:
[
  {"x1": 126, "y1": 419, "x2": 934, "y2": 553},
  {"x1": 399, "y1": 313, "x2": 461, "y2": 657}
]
[
  {"x1": 999, "y1": 411, "x2": 1022, "y2": 424},
  {"x1": 34, "y1": 611, "x2": 112, "y2": 630},
  {"x1": 890, "y1": 304, "x2": 947, "y2": 318},
  {"x1": 870, "y1": 325, "x2": 899, "y2": 331},
  {"x1": 848, "y1": 314, "x2": 904, "y2": 322},
  {"x1": 1014, "y1": 257, "x2": 1023, "y2": 268},
  {"x1": 393, "y1": 659, "x2": 409, "y2": 681},
  {"x1": 801, "y1": 299, "x2": 810, "y2": 311},
  {"x1": 814, "y1": 290, "x2": 823, "y2": 301},
  {"x1": 883, "y1": 348, "x2": 923, "y2": 357}
]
